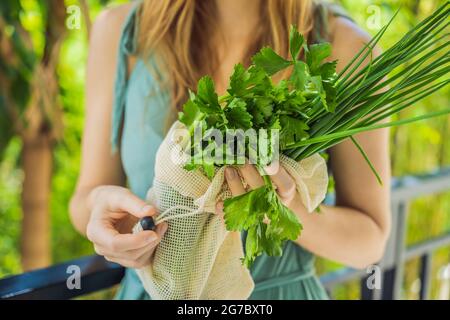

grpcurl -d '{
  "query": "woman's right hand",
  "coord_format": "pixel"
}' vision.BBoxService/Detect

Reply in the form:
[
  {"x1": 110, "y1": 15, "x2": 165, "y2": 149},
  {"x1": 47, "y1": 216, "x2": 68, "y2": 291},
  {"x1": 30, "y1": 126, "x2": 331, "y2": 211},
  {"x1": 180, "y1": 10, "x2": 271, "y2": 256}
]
[{"x1": 86, "y1": 186, "x2": 168, "y2": 268}]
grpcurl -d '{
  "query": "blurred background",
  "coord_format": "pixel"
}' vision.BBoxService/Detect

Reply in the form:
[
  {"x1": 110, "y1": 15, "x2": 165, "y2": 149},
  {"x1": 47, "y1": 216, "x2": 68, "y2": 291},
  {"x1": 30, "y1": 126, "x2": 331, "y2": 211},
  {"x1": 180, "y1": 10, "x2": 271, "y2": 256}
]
[{"x1": 0, "y1": 0, "x2": 449, "y2": 300}]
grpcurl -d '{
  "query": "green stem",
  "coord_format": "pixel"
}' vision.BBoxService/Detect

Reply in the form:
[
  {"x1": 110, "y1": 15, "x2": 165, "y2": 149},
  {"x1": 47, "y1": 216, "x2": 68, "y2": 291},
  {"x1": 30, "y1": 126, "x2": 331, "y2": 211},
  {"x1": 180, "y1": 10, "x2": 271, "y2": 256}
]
[
  {"x1": 219, "y1": 92, "x2": 231, "y2": 104},
  {"x1": 263, "y1": 174, "x2": 273, "y2": 188},
  {"x1": 350, "y1": 136, "x2": 383, "y2": 185}
]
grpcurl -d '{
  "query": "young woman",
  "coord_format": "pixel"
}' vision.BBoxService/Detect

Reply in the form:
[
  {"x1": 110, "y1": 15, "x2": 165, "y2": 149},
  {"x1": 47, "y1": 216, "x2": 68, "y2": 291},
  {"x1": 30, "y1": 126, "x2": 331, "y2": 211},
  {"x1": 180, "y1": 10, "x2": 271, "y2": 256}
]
[{"x1": 70, "y1": 0, "x2": 391, "y2": 299}]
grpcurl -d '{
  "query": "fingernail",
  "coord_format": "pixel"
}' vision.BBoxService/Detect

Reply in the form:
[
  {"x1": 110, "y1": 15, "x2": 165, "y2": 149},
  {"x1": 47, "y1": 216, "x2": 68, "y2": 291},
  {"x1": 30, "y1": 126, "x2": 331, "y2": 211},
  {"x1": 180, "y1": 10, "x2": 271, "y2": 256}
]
[
  {"x1": 141, "y1": 205, "x2": 153, "y2": 214},
  {"x1": 216, "y1": 202, "x2": 224, "y2": 214},
  {"x1": 147, "y1": 234, "x2": 158, "y2": 243},
  {"x1": 225, "y1": 167, "x2": 236, "y2": 179},
  {"x1": 264, "y1": 161, "x2": 279, "y2": 175}
]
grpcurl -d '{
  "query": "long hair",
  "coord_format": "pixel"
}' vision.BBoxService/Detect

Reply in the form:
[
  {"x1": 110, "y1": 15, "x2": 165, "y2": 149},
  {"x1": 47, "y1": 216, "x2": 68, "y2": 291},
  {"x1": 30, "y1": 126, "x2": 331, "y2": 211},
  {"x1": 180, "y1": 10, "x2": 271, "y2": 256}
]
[{"x1": 136, "y1": 0, "x2": 326, "y2": 125}]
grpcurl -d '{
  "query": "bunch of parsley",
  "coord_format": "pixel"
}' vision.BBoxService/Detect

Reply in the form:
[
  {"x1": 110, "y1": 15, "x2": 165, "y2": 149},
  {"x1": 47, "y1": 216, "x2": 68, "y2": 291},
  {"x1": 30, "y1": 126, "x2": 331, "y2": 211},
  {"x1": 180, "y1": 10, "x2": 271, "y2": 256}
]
[
  {"x1": 178, "y1": 26, "x2": 335, "y2": 266},
  {"x1": 179, "y1": 3, "x2": 450, "y2": 267}
]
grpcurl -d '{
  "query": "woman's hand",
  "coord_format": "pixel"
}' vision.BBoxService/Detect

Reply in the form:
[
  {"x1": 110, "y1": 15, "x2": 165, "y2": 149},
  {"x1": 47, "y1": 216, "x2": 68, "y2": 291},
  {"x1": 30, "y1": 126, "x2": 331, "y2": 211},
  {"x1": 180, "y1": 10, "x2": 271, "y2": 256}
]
[
  {"x1": 86, "y1": 186, "x2": 168, "y2": 268},
  {"x1": 216, "y1": 162, "x2": 302, "y2": 215}
]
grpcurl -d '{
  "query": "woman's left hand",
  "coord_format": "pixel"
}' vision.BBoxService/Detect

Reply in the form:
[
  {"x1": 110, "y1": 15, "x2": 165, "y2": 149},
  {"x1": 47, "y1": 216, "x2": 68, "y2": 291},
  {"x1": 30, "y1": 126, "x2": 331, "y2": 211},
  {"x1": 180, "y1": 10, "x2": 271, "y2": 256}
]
[{"x1": 216, "y1": 162, "x2": 300, "y2": 215}]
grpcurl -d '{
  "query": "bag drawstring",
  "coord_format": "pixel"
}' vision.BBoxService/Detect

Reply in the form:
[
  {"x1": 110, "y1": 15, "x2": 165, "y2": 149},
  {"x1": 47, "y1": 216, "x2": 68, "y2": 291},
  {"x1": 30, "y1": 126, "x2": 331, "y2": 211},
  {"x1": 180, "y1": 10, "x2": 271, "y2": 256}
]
[{"x1": 155, "y1": 205, "x2": 209, "y2": 224}]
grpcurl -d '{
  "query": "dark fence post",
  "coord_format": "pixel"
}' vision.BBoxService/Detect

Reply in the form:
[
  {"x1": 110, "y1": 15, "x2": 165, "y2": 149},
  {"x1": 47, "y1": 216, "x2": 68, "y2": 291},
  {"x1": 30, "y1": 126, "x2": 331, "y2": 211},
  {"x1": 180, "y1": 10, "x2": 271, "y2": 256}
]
[
  {"x1": 381, "y1": 267, "x2": 395, "y2": 300},
  {"x1": 419, "y1": 253, "x2": 433, "y2": 300},
  {"x1": 378, "y1": 199, "x2": 409, "y2": 300},
  {"x1": 391, "y1": 201, "x2": 408, "y2": 300},
  {"x1": 360, "y1": 275, "x2": 372, "y2": 300}
]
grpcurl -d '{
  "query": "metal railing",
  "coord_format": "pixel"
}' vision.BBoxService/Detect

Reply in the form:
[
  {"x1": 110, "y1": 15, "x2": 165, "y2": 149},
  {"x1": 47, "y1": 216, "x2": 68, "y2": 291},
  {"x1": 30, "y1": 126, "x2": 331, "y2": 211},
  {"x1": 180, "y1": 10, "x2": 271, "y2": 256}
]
[
  {"x1": 1, "y1": 168, "x2": 449, "y2": 300},
  {"x1": 321, "y1": 167, "x2": 450, "y2": 300}
]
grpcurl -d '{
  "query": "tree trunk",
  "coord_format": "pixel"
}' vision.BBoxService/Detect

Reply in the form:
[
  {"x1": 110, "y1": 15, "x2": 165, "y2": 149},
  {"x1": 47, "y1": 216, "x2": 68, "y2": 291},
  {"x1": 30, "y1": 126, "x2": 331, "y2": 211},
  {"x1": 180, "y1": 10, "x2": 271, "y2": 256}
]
[
  {"x1": 17, "y1": 0, "x2": 66, "y2": 271},
  {"x1": 20, "y1": 133, "x2": 53, "y2": 270}
]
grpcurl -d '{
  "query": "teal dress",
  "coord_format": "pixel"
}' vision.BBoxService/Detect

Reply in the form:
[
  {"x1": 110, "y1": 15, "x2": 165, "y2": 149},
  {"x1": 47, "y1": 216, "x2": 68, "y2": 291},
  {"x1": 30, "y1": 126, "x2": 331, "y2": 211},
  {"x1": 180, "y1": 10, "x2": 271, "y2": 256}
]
[{"x1": 113, "y1": 5, "x2": 328, "y2": 300}]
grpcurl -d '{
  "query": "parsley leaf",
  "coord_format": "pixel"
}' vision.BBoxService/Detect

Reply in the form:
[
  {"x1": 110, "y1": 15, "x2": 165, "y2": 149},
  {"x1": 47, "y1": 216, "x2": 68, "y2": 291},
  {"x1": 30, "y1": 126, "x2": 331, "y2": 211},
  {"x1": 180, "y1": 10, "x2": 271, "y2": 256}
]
[
  {"x1": 249, "y1": 97, "x2": 273, "y2": 126},
  {"x1": 224, "y1": 185, "x2": 267, "y2": 231},
  {"x1": 225, "y1": 98, "x2": 253, "y2": 129},
  {"x1": 196, "y1": 76, "x2": 222, "y2": 113},
  {"x1": 224, "y1": 186, "x2": 303, "y2": 268},
  {"x1": 228, "y1": 64, "x2": 249, "y2": 97},
  {"x1": 306, "y1": 42, "x2": 332, "y2": 75},
  {"x1": 268, "y1": 197, "x2": 303, "y2": 240},
  {"x1": 179, "y1": 98, "x2": 201, "y2": 127},
  {"x1": 252, "y1": 47, "x2": 292, "y2": 75},
  {"x1": 289, "y1": 25, "x2": 305, "y2": 61},
  {"x1": 279, "y1": 115, "x2": 310, "y2": 148},
  {"x1": 290, "y1": 61, "x2": 309, "y2": 91},
  {"x1": 320, "y1": 60, "x2": 338, "y2": 80}
]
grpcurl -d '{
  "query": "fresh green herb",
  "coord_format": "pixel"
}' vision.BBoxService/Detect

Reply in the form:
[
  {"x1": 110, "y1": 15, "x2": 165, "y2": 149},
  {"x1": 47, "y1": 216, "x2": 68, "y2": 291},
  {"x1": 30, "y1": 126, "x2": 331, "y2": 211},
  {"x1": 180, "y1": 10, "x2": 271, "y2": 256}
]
[{"x1": 179, "y1": 3, "x2": 450, "y2": 267}]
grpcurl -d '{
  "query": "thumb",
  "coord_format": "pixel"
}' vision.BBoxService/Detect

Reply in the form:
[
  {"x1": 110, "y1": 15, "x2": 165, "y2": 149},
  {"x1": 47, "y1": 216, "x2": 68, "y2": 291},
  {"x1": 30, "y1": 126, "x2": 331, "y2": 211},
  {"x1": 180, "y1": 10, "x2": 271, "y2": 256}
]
[{"x1": 108, "y1": 190, "x2": 157, "y2": 219}]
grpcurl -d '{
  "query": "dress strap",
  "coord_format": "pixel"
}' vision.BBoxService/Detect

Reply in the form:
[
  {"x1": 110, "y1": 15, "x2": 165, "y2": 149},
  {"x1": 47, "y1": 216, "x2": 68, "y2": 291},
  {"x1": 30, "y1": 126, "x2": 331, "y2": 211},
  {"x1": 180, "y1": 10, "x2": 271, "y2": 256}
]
[
  {"x1": 111, "y1": 3, "x2": 140, "y2": 152},
  {"x1": 311, "y1": 2, "x2": 354, "y2": 44},
  {"x1": 311, "y1": 2, "x2": 330, "y2": 44}
]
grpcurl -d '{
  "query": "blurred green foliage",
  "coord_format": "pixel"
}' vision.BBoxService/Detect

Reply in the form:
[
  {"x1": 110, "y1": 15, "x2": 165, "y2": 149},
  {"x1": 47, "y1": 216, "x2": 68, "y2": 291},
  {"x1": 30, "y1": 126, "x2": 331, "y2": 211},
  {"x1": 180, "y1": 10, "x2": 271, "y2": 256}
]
[{"x1": 0, "y1": 0, "x2": 448, "y2": 299}]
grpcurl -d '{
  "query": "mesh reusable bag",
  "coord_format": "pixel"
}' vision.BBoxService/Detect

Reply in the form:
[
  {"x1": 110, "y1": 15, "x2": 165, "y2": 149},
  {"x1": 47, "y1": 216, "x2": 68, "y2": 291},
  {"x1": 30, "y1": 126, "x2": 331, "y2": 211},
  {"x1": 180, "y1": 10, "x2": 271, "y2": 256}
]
[{"x1": 133, "y1": 121, "x2": 328, "y2": 300}]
